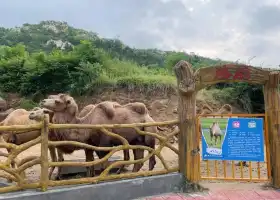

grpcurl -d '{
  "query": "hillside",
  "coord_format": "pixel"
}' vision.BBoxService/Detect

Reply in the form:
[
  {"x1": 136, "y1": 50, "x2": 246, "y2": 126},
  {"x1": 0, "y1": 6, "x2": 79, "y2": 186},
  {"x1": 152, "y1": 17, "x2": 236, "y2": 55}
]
[
  {"x1": 0, "y1": 21, "x2": 229, "y2": 68},
  {"x1": 0, "y1": 20, "x2": 264, "y2": 114}
]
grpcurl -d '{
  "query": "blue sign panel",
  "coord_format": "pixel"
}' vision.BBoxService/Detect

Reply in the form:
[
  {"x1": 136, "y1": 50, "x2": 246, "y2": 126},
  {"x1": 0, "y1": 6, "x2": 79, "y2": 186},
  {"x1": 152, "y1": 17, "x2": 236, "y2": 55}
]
[{"x1": 201, "y1": 117, "x2": 264, "y2": 162}]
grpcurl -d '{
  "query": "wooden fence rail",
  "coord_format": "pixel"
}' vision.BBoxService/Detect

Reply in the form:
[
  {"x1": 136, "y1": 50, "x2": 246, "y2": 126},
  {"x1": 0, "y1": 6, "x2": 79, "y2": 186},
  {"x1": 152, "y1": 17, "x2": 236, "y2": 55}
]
[{"x1": 0, "y1": 117, "x2": 179, "y2": 194}]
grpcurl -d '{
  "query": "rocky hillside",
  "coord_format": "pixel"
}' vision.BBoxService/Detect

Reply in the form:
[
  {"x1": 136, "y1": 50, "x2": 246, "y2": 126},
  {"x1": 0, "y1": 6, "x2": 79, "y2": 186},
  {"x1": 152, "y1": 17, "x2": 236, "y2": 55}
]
[{"x1": 0, "y1": 20, "x2": 227, "y2": 68}]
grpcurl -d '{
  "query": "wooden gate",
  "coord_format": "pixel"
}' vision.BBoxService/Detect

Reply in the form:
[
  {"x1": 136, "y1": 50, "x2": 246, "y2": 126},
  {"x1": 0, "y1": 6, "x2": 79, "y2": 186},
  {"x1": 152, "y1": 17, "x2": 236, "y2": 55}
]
[{"x1": 174, "y1": 61, "x2": 280, "y2": 188}]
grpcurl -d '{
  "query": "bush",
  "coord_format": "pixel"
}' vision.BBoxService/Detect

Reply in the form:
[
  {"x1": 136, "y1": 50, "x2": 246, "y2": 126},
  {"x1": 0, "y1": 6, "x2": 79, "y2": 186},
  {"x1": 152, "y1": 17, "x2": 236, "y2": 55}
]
[{"x1": 17, "y1": 98, "x2": 38, "y2": 110}]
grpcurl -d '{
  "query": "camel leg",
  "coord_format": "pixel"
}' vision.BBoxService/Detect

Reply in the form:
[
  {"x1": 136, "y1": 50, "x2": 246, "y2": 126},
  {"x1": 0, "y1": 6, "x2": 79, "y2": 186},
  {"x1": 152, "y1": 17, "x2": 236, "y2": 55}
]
[
  {"x1": 236, "y1": 161, "x2": 248, "y2": 167},
  {"x1": 55, "y1": 148, "x2": 65, "y2": 180},
  {"x1": 6, "y1": 148, "x2": 16, "y2": 183},
  {"x1": 123, "y1": 149, "x2": 130, "y2": 167},
  {"x1": 48, "y1": 146, "x2": 57, "y2": 180},
  {"x1": 132, "y1": 148, "x2": 144, "y2": 172},
  {"x1": 85, "y1": 149, "x2": 95, "y2": 177},
  {"x1": 116, "y1": 150, "x2": 130, "y2": 174},
  {"x1": 210, "y1": 131, "x2": 213, "y2": 145},
  {"x1": 145, "y1": 136, "x2": 156, "y2": 171}
]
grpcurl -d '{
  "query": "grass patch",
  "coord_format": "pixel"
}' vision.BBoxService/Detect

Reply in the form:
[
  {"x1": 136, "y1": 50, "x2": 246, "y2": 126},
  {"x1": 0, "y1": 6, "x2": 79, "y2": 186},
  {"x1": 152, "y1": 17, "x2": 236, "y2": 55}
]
[
  {"x1": 200, "y1": 118, "x2": 228, "y2": 129},
  {"x1": 89, "y1": 58, "x2": 176, "y2": 93},
  {"x1": 17, "y1": 98, "x2": 38, "y2": 110}
]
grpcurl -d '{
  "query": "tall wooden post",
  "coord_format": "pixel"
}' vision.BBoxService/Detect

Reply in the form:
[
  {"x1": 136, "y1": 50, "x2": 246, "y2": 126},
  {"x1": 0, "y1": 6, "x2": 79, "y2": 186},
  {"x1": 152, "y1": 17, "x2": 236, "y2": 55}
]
[
  {"x1": 174, "y1": 61, "x2": 200, "y2": 183},
  {"x1": 40, "y1": 114, "x2": 49, "y2": 191},
  {"x1": 264, "y1": 72, "x2": 280, "y2": 188}
]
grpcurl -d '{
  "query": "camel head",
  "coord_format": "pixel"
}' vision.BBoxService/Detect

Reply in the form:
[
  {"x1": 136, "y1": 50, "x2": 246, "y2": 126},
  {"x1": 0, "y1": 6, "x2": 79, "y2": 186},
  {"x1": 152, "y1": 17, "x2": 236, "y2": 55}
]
[
  {"x1": 29, "y1": 108, "x2": 54, "y2": 121},
  {"x1": 40, "y1": 93, "x2": 78, "y2": 115},
  {"x1": 47, "y1": 93, "x2": 65, "y2": 99}
]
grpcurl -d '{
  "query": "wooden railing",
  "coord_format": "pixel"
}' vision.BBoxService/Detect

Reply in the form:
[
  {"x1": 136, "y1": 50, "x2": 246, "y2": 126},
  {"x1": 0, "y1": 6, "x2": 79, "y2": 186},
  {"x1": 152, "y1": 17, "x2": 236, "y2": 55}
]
[{"x1": 0, "y1": 115, "x2": 179, "y2": 193}]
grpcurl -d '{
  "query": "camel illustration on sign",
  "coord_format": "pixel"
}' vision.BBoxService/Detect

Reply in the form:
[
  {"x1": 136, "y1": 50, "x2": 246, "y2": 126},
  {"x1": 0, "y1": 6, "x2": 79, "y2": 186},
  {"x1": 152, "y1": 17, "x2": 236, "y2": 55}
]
[{"x1": 200, "y1": 117, "x2": 228, "y2": 157}]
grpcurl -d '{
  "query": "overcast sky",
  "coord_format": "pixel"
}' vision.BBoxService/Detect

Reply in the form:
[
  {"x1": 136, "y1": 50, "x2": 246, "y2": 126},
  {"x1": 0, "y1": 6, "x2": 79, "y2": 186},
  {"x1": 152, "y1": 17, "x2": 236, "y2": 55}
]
[{"x1": 1, "y1": 0, "x2": 280, "y2": 68}]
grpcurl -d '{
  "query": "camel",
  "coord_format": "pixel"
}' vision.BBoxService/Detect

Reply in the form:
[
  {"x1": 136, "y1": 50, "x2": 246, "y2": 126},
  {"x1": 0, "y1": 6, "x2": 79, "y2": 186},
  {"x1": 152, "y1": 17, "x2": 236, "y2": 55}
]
[
  {"x1": 0, "y1": 107, "x2": 48, "y2": 182},
  {"x1": 54, "y1": 103, "x2": 95, "y2": 164},
  {"x1": 0, "y1": 107, "x2": 43, "y2": 147},
  {"x1": 38, "y1": 94, "x2": 157, "y2": 179},
  {"x1": 37, "y1": 94, "x2": 98, "y2": 179},
  {"x1": 209, "y1": 121, "x2": 222, "y2": 146},
  {"x1": 41, "y1": 95, "x2": 97, "y2": 179},
  {"x1": 28, "y1": 103, "x2": 117, "y2": 180}
]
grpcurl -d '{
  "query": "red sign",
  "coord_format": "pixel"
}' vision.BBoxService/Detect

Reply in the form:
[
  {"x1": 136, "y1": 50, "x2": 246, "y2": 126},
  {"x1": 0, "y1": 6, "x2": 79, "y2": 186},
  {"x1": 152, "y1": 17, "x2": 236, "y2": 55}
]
[{"x1": 215, "y1": 66, "x2": 251, "y2": 80}]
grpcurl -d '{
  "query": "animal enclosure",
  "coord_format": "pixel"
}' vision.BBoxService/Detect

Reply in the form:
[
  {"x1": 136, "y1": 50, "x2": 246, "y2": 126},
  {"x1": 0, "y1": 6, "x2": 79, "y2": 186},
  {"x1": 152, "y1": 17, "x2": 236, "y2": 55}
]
[{"x1": 0, "y1": 115, "x2": 179, "y2": 193}]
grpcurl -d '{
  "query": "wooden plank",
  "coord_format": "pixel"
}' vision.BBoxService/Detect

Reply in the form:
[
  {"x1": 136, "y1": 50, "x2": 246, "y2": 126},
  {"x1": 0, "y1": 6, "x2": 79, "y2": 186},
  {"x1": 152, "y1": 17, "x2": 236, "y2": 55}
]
[
  {"x1": 174, "y1": 61, "x2": 199, "y2": 183},
  {"x1": 263, "y1": 72, "x2": 280, "y2": 188},
  {"x1": 196, "y1": 64, "x2": 270, "y2": 88}
]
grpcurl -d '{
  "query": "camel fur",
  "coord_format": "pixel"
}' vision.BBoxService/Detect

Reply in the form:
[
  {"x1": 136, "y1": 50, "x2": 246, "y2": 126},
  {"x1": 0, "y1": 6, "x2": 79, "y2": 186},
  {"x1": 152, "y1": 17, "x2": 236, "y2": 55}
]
[
  {"x1": 0, "y1": 107, "x2": 43, "y2": 182},
  {"x1": 95, "y1": 101, "x2": 157, "y2": 173},
  {"x1": 78, "y1": 104, "x2": 96, "y2": 118}
]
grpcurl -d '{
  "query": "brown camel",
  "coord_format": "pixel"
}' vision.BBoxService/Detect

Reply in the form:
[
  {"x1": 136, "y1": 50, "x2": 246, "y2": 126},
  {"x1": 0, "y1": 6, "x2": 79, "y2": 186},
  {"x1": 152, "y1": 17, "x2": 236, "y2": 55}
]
[{"x1": 38, "y1": 94, "x2": 157, "y2": 179}]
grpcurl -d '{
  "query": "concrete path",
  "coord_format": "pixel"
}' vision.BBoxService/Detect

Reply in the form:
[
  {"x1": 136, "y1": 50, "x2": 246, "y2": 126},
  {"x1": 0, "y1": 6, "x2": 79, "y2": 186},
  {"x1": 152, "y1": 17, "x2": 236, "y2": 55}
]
[
  {"x1": 144, "y1": 189, "x2": 280, "y2": 200},
  {"x1": 139, "y1": 181, "x2": 280, "y2": 200}
]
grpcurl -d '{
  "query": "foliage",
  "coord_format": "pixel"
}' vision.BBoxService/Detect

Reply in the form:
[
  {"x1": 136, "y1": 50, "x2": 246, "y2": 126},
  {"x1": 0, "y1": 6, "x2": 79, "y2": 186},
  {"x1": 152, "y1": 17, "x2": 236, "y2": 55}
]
[
  {"x1": 0, "y1": 20, "x2": 265, "y2": 113},
  {"x1": 0, "y1": 41, "x2": 176, "y2": 98},
  {"x1": 17, "y1": 98, "x2": 38, "y2": 110}
]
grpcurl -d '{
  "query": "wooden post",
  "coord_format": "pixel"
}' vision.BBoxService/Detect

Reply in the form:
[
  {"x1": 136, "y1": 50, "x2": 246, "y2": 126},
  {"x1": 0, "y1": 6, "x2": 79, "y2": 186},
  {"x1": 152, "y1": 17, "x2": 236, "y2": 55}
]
[
  {"x1": 174, "y1": 61, "x2": 200, "y2": 183},
  {"x1": 40, "y1": 114, "x2": 49, "y2": 191},
  {"x1": 264, "y1": 72, "x2": 280, "y2": 188}
]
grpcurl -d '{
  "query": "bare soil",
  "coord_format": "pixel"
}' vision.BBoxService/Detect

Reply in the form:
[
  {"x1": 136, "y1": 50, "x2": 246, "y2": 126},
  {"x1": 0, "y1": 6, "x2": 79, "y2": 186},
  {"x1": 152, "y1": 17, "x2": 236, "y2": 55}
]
[{"x1": 0, "y1": 143, "x2": 179, "y2": 183}]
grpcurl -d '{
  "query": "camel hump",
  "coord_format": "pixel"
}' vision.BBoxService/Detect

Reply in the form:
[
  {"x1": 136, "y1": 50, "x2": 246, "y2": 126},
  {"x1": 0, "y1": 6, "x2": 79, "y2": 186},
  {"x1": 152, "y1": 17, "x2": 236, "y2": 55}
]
[
  {"x1": 96, "y1": 101, "x2": 117, "y2": 119},
  {"x1": 200, "y1": 104, "x2": 213, "y2": 114},
  {"x1": 220, "y1": 104, "x2": 232, "y2": 113},
  {"x1": 125, "y1": 102, "x2": 148, "y2": 115}
]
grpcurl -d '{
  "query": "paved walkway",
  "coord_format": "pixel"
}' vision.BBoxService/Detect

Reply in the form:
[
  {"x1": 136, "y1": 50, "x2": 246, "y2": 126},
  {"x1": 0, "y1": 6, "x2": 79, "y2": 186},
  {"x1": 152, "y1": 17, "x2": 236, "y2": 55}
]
[{"x1": 144, "y1": 189, "x2": 280, "y2": 200}]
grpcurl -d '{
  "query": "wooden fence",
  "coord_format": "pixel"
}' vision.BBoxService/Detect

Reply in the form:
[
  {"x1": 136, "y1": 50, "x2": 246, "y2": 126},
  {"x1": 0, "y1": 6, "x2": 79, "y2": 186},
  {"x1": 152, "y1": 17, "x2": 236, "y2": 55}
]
[{"x1": 0, "y1": 115, "x2": 179, "y2": 193}]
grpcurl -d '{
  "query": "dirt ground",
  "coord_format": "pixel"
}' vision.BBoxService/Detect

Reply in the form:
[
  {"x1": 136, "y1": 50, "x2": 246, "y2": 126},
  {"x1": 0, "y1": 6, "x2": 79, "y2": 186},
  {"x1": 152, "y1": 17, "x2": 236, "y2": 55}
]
[{"x1": 0, "y1": 143, "x2": 179, "y2": 182}]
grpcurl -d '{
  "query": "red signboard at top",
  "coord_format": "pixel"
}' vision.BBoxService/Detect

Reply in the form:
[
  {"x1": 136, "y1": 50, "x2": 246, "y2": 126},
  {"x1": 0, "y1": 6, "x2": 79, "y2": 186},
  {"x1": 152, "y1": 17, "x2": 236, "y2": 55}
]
[{"x1": 215, "y1": 66, "x2": 251, "y2": 80}]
